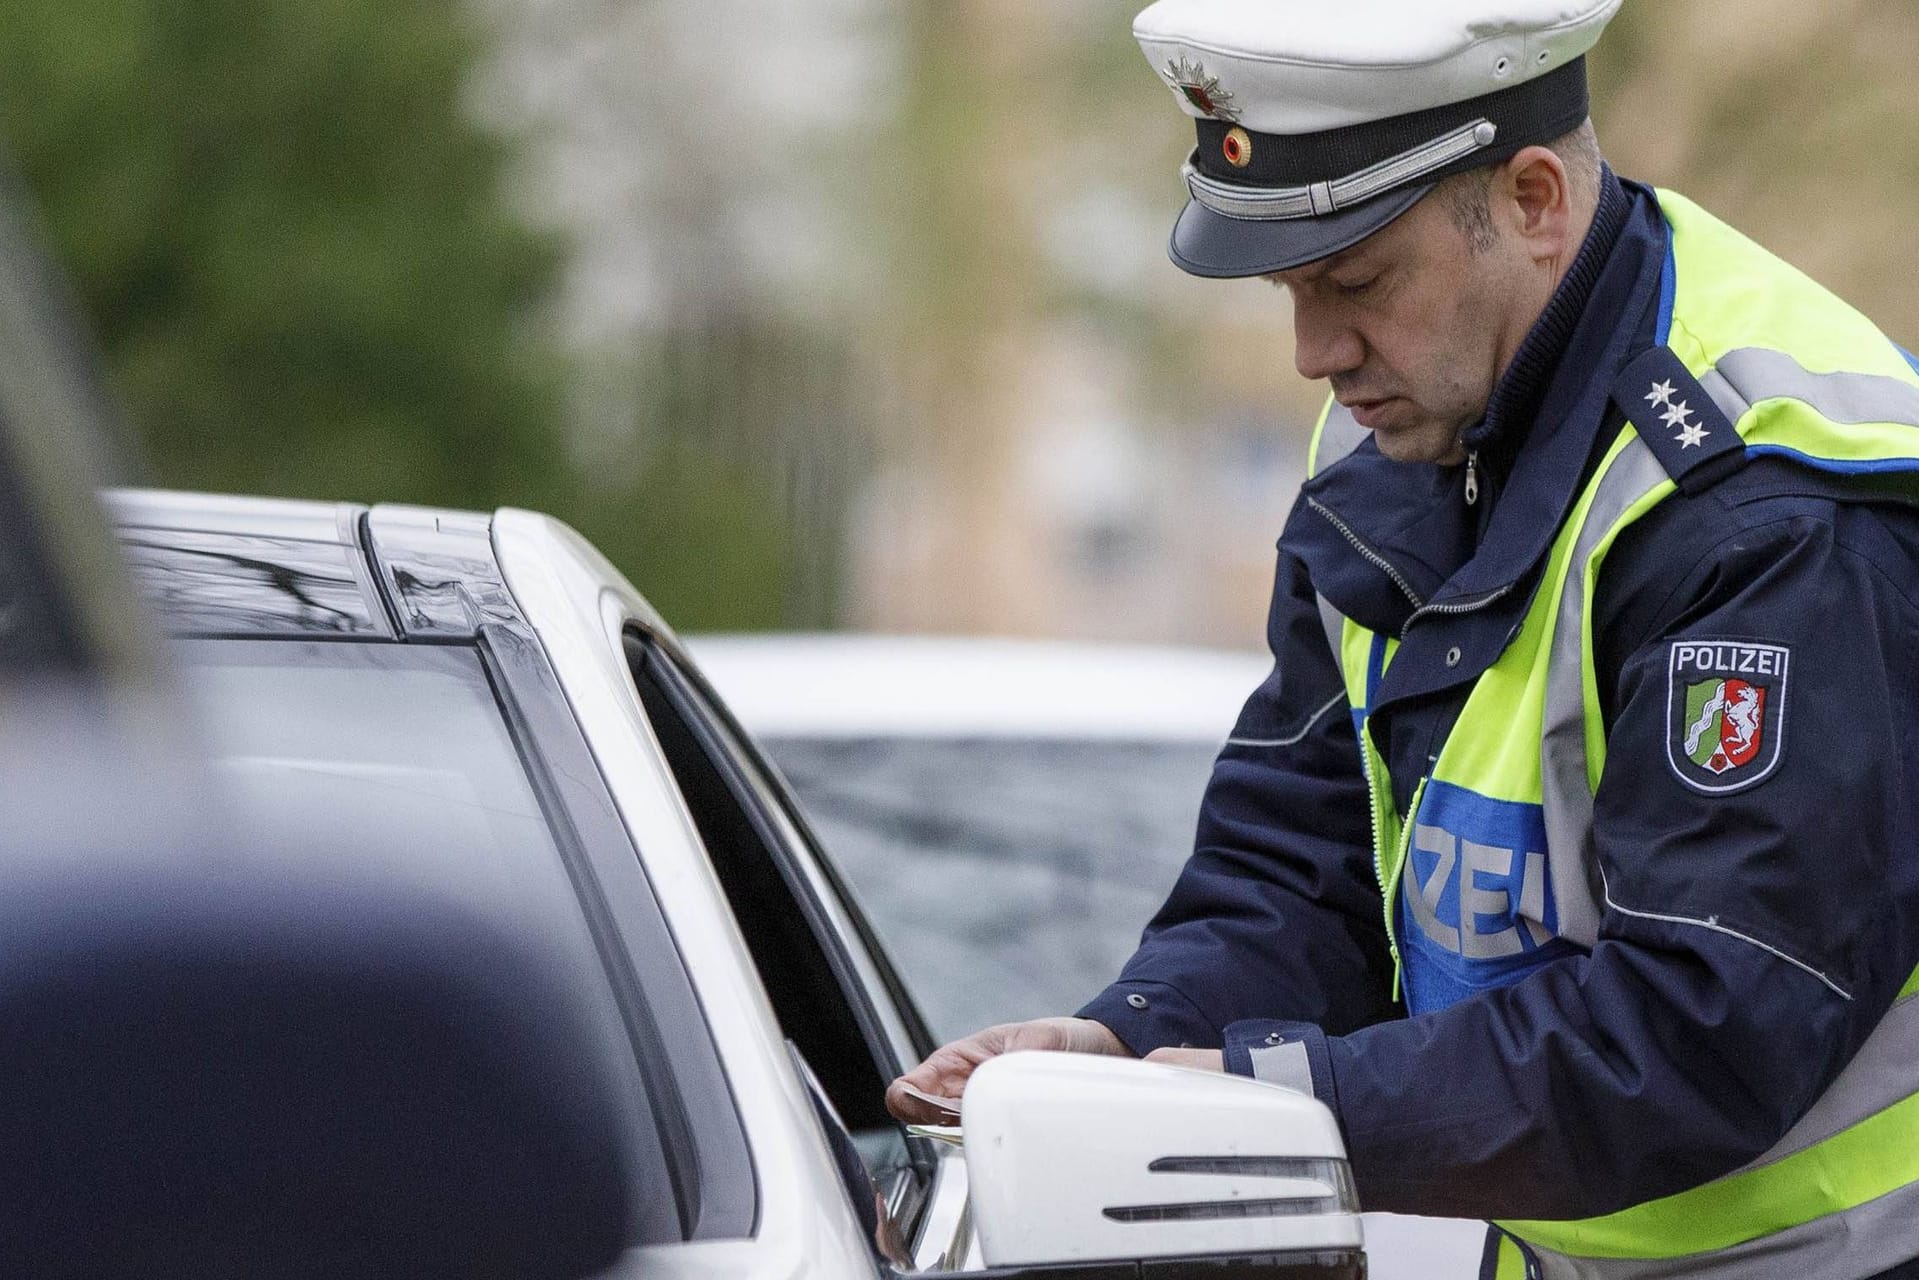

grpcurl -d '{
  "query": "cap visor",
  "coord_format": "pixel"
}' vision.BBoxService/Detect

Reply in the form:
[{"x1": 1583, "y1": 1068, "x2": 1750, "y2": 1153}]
[{"x1": 1168, "y1": 183, "x2": 1434, "y2": 278}]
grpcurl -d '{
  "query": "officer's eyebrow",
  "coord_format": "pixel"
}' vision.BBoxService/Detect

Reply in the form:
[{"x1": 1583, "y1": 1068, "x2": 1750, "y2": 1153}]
[{"x1": 1264, "y1": 246, "x2": 1368, "y2": 290}]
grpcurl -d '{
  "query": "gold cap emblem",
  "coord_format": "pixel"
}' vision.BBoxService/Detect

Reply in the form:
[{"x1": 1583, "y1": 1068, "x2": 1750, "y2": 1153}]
[{"x1": 1222, "y1": 127, "x2": 1253, "y2": 168}]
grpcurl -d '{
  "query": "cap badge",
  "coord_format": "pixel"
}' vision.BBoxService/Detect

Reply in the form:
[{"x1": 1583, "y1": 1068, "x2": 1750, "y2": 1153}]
[
  {"x1": 1222, "y1": 126, "x2": 1253, "y2": 168},
  {"x1": 1161, "y1": 55, "x2": 1240, "y2": 122}
]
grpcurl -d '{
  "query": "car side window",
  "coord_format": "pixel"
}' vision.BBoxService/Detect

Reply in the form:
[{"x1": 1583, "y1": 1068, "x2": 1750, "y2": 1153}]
[
  {"x1": 177, "y1": 637, "x2": 694, "y2": 1246},
  {"x1": 623, "y1": 630, "x2": 936, "y2": 1235}
]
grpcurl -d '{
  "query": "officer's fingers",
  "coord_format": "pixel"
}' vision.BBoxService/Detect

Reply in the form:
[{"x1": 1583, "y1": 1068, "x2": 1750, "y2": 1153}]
[
  {"x1": 885, "y1": 1076, "x2": 955, "y2": 1124},
  {"x1": 885, "y1": 1040, "x2": 995, "y2": 1121},
  {"x1": 884, "y1": 1065, "x2": 968, "y2": 1122},
  {"x1": 886, "y1": 1019, "x2": 1110, "y2": 1122}
]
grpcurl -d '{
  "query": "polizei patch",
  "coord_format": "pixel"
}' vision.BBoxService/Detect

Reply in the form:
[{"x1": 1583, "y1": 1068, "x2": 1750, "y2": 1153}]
[{"x1": 1667, "y1": 641, "x2": 1790, "y2": 794}]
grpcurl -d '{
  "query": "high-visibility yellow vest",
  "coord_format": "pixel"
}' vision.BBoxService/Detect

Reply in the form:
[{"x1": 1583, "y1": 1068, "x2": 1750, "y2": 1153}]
[{"x1": 1313, "y1": 191, "x2": 1919, "y2": 1278}]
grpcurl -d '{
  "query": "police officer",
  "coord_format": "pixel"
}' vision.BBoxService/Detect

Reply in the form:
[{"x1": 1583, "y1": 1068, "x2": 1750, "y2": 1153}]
[{"x1": 888, "y1": 2, "x2": 1919, "y2": 1277}]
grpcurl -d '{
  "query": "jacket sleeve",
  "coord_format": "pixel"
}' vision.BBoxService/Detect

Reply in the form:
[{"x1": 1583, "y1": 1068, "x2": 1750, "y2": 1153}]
[
  {"x1": 1221, "y1": 498, "x2": 1919, "y2": 1221},
  {"x1": 1077, "y1": 543, "x2": 1397, "y2": 1052}
]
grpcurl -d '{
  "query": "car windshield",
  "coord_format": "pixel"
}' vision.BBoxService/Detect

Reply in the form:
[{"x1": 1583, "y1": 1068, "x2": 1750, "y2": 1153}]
[
  {"x1": 759, "y1": 735, "x2": 1215, "y2": 1041},
  {"x1": 174, "y1": 637, "x2": 680, "y2": 1245}
]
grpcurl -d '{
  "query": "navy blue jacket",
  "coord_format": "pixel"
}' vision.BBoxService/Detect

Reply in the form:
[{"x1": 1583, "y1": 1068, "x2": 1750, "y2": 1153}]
[{"x1": 1080, "y1": 173, "x2": 1919, "y2": 1224}]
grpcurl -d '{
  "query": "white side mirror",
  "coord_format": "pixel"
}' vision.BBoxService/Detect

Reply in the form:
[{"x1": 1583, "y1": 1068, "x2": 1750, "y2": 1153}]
[{"x1": 962, "y1": 1052, "x2": 1364, "y2": 1273}]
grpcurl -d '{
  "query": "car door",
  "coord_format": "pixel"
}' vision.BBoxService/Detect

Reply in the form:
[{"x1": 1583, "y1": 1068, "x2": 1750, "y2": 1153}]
[
  {"x1": 622, "y1": 627, "x2": 977, "y2": 1271},
  {"x1": 492, "y1": 510, "x2": 974, "y2": 1276}
]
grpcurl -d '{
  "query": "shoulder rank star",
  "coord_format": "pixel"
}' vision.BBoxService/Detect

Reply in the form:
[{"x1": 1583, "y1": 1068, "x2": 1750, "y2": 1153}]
[
  {"x1": 1162, "y1": 54, "x2": 1240, "y2": 122},
  {"x1": 1659, "y1": 398, "x2": 1711, "y2": 449},
  {"x1": 1647, "y1": 379, "x2": 1710, "y2": 448}
]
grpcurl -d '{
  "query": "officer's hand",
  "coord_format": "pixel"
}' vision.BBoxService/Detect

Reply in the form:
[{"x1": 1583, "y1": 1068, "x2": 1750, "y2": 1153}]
[
  {"x1": 1144, "y1": 1047, "x2": 1224, "y2": 1072},
  {"x1": 885, "y1": 1017, "x2": 1131, "y2": 1123}
]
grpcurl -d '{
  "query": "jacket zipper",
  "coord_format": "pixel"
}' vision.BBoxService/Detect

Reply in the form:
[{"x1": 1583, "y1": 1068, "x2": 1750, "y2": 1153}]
[
  {"x1": 1311, "y1": 495, "x2": 1516, "y2": 633},
  {"x1": 1464, "y1": 450, "x2": 1480, "y2": 505},
  {"x1": 1404, "y1": 581, "x2": 1516, "y2": 629},
  {"x1": 1307, "y1": 497, "x2": 1425, "y2": 610},
  {"x1": 1379, "y1": 776, "x2": 1427, "y2": 1003},
  {"x1": 1355, "y1": 724, "x2": 1396, "y2": 980}
]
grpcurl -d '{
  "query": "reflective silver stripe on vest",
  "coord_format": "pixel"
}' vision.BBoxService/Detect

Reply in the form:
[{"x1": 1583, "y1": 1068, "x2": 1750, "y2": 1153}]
[
  {"x1": 1533, "y1": 1178, "x2": 1919, "y2": 1280},
  {"x1": 1535, "y1": 435, "x2": 1668, "y2": 948},
  {"x1": 1316, "y1": 594, "x2": 1345, "y2": 668},
  {"x1": 1312, "y1": 402, "x2": 1368, "y2": 479},
  {"x1": 1703, "y1": 347, "x2": 1919, "y2": 428},
  {"x1": 1531, "y1": 984, "x2": 1919, "y2": 1280},
  {"x1": 1752, "y1": 987, "x2": 1919, "y2": 1169}
]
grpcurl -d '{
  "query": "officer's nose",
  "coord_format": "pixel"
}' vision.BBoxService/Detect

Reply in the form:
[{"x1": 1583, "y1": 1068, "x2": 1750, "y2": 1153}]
[{"x1": 1291, "y1": 296, "x2": 1366, "y2": 383}]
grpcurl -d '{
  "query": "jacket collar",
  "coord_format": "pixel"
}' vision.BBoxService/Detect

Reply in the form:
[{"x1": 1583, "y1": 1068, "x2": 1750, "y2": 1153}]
[
  {"x1": 1461, "y1": 167, "x2": 1633, "y2": 484},
  {"x1": 1284, "y1": 174, "x2": 1670, "y2": 638}
]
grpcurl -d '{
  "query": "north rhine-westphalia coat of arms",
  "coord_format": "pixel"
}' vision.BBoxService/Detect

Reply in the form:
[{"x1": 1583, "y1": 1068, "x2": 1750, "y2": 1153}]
[{"x1": 1666, "y1": 640, "x2": 1790, "y2": 794}]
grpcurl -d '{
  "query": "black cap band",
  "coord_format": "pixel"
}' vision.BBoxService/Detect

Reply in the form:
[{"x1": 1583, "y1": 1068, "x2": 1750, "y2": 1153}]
[{"x1": 1191, "y1": 56, "x2": 1591, "y2": 194}]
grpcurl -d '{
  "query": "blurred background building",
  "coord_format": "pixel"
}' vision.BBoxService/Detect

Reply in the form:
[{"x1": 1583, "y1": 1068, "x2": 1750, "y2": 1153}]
[{"x1": 5, "y1": 0, "x2": 1916, "y2": 647}]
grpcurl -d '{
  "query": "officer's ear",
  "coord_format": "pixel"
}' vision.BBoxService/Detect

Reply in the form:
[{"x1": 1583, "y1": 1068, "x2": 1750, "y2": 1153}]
[{"x1": 1495, "y1": 145, "x2": 1577, "y2": 266}]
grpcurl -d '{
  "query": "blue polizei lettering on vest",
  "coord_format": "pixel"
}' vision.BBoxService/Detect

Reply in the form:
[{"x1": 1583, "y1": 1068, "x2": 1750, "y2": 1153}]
[{"x1": 1396, "y1": 780, "x2": 1580, "y2": 1015}]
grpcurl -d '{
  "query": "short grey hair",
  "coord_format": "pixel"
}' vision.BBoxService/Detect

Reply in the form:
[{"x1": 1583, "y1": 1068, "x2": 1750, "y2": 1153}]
[{"x1": 1439, "y1": 119, "x2": 1603, "y2": 255}]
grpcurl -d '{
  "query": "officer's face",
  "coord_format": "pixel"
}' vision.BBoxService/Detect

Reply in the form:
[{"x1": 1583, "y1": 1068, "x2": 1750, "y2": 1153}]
[{"x1": 1268, "y1": 161, "x2": 1567, "y2": 465}]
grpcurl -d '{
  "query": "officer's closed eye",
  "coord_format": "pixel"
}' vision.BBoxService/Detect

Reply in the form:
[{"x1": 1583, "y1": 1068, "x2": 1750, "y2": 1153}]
[{"x1": 1331, "y1": 270, "x2": 1383, "y2": 299}]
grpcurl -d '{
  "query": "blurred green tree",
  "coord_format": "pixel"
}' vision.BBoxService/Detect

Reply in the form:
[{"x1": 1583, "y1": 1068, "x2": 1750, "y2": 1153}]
[
  {"x1": 0, "y1": 0, "x2": 564, "y2": 509},
  {"x1": 0, "y1": 0, "x2": 808, "y2": 631}
]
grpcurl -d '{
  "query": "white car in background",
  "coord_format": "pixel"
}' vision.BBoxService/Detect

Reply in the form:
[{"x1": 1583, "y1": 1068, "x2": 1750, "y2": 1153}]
[
  {"x1": 692, "y1": 633, "x2": 1488, "y2": 1280},
  {"x1": 688, "y1": 635, "x2": 1263, "y2": 1038}
]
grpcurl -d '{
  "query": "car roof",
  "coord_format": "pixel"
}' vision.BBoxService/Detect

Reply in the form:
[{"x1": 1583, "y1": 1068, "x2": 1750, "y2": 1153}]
[
  {"x1": 687, "y1": 633, "x2": 1269, "y2": 741},
  {"x1": 103, "y1": 488, "x2": 363, "y2": 544},
  {"x1": 104, "y1": 488, "x2": 518, "y2": 640}
]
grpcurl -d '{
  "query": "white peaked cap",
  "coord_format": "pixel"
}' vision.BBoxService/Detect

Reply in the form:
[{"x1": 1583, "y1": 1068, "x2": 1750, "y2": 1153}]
[
  {"x1": 1133, "y1": 0, "x2": 1624, "y2": 277},
  {"x1": 1135, "y1": 0, "x2": 1623, "y2": 134}
]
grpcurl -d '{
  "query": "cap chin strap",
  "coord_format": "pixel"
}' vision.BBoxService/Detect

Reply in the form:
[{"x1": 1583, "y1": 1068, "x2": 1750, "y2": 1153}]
[{"x1": 1185, "y1": 118, "x2": 1498, "y2": 221}]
